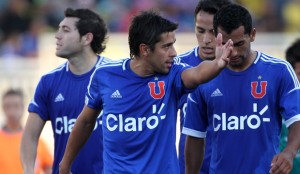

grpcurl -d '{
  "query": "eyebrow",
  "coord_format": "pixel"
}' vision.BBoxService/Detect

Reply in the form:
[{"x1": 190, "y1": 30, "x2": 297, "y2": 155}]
[{"x1": 162, "y1": 39, "x2": 176, "y2": 47}]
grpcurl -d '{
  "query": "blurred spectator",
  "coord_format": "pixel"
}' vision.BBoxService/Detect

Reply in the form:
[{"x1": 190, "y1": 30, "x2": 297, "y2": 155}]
[
  {"x1": 0, "y1": 88, "x2": 53, "y2": 174},
  {"x1": 236, "y1": 0, "x2": 284, "y2": 32},
  {"x1": 283, "y1": 0, "x2": 300, "y2": 32},
  {"x1": 0, "y1": 0, "x2": 44, "y2": 58},
  {"x1": 0, "y1": 0, "x2": 297, "y2": 43},
  {"x1": 159, "y1": 0, "x2": 197, "y2": 32}
]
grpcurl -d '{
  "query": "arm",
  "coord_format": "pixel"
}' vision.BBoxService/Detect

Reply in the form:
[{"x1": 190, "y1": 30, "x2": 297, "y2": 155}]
[
  {"x1": 59, "y1": 105, "x2": 100, "y2": 174},
  {"x1": 182, "y1": 33, "x2": 233, "y2": 89},
  {"x1": 270, "y1": 121, "x2": 300, "y2": 174},
  {"x1": 20, "y1": 113, "x2": 46, "y2": 174},
  {"x1": 185, "y1": 136, "x2": 205, "y2": 174}
]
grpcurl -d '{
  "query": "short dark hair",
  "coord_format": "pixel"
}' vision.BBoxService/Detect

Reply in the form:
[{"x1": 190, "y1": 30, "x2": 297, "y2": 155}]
[
  {"x1": 128, "y1": 10, "x2": 178, "y2": 58},
  {"x1": 2, "y1": 89, "x2": 24, "y2": 101},
  {"x1": 286, "y1": 39, "x2": 300, "y2": 68},
  {"x1": 65, "y1": 8, "x2": 108, "y2": 54},
  {"x1": 194, "y1": 0, "x2": 232, "y2": 19},
  {"x1": 213, "y1": 4, "x2": 252, "y2": 36}
]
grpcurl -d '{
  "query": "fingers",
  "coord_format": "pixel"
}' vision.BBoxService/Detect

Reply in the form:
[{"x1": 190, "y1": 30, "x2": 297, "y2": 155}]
[
  {"x1": 216, "y1": 33, "x2": 222, "y2": 47},
  {"x1": 269, "y1": 154, "x2": 292, "y2": 174}
]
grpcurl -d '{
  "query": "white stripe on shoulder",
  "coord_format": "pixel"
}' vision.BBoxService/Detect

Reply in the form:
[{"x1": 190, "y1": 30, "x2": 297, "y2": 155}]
[
  {"x1": 87, "y1": 58, "x2": 126, "y2": 99},
  {"x1": 182, "y1": 127, "x2": 206, "y2": 138},
  {"x1": 260, "y1": 53, "x2": 300, "y2": 87},
  {"x1": 46, "y1": 63, "x2": 66, "y2": 75}
]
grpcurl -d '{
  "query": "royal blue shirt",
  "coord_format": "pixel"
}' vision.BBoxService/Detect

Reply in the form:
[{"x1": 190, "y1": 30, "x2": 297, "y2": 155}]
[
  {"x1": 29, "y1": 56, "x2": 105, "y2": 174},
  {"x1": 86, "y1": 58, "x2": 191, "y2": 173},
  {"x1": 177, "y1": 47, "x2": 210, "y2": 174},
  {"x1": 183, "y1": 52, "x2": 300, "y2": 174}
]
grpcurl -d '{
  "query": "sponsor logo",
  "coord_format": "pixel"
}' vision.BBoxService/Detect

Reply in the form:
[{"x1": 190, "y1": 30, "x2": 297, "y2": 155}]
[
  {"x1": 106, "y1": 104, "x2": 166, "y2": 132},
  {"x1": 213, "y1": 103, "x2": 270, "y2": 131},
  {"x1": 55, "y1": 93, "x2": 64, "y2": 102},
  {"x1": 55, "y1": 112, "x2": 102, "y2": 134}
]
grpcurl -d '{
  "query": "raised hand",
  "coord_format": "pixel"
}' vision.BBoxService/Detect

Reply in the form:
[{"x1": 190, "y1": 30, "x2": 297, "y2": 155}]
[{"x1": 215, "y1": 33, "x2": 233, "y2": 69}]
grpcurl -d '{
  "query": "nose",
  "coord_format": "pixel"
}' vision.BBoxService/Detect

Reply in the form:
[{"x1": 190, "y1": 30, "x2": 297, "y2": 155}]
[
  {"x1": 170, "y1": 45, "x2": 177, "y2": 57},
  {"x1": 55, "y1": 30, "x2": 61, "y2": 40},
  {"x1": 231, "y1": 47, "x2": 238, "y2": 57},
  {"x1": 203, "y1": 33, "x2": 212, "y2": 44}
]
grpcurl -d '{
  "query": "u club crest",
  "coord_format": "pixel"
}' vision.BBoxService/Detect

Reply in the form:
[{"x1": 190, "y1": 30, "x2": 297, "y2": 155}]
[
  {"x1": 148, "y1": 81, "x2": 165, "y2": 99},
  {"x1": 251, "y1": 81, "x2": 267, "y2": 98}
]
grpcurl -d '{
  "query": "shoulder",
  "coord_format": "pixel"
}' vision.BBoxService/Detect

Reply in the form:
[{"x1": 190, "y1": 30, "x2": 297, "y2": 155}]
[
  {"x1": 96, "y1": 58, "x2": 129, "y2": 70},
  {"x1": 177, "y1": 47, "x2": 198, "y2": 59},
  {"x1": 39, "y1": 62, "x2": 67, "y2": 82},
  {"x1": 257, "y1": 52, "x2": 291, "y2": 69},
  {"x1": 43, "y1": 62, "x2": 67, "y2": 77}
]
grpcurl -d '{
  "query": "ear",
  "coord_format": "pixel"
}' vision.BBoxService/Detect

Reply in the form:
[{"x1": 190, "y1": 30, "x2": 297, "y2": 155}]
[
  {"x1": 249, "y1": 28, "x2": 256, "y2": 42},
  {"x1": 82, "y1": 32, "x2": 94, "y2": 45},
  {"x1": 139, "y1": 44, "x2": 149, "y2": 57}
]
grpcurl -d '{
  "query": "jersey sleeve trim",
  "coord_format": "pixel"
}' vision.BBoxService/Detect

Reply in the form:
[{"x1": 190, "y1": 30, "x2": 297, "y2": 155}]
[
  {"x1": 182, "y1": 127, "x2": 206, "y2": 138},
  {"x1": 285, "y1": 114, "x2": 300, "y2": 127}
]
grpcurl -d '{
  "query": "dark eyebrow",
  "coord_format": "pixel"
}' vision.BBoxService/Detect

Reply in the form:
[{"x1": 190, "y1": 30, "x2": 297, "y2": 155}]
[{"x1": 162, "y1": 39, "x2": 176, "y2": 47}]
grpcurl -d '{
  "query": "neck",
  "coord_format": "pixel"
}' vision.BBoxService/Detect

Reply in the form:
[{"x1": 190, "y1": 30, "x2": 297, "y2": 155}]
[
  {"x1": 228, "y1": 50, "x2": 257, "y2": 72},
  {"x1": 130, "y1": 58, "x2": 155, "y2": 77},
  {"x1": 2, "y1": 124, "x2": 22, "y2": 133},
  {"x1": 68, "y1": 51, "x2": 98, "y2": 75}
]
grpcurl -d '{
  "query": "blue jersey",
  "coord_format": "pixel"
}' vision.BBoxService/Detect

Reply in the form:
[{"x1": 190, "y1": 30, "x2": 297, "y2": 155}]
[
  {"x1": 183, "y1": 52, "x2": 300, "y2": 174},
  {"x1": 86, "y1": 58, "x2": 191, "y2": 174},
  {"x1": 177, "y1": 47, "x2": 210, "y2": 174},
  {"x1": 29, "y1": 56, "x2": 105, "y2": 174}
]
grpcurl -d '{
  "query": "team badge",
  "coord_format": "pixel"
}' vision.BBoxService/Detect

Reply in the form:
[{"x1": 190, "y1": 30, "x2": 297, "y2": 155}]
[
  {"x1": 251, "y1": 81, "x2": 267, "y2": 98},
  {"x1": 148, "y1": 81, "x2": 165, "y2": 99}
]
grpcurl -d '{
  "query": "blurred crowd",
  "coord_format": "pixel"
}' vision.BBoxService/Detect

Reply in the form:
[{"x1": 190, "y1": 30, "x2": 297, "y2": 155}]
[{"x1": 0, "y1": 0, "x2": 299, "y2": 58}]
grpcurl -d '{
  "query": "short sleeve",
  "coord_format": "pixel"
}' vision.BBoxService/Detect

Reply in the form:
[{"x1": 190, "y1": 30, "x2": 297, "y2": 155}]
[
  {"x1": 28, "y1": 77, "x2": 50, "y2": 121},
  {"x1": 85, "y1": 69, "x2": 103, "y2": 110},
  {"x1": 182, "y1": 86, "x2": 208, "y2": 138}
]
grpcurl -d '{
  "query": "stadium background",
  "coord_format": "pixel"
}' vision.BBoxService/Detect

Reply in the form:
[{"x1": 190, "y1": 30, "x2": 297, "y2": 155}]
[{"x1": 0, "y1": 0, "x2": 299, "y2": 155}]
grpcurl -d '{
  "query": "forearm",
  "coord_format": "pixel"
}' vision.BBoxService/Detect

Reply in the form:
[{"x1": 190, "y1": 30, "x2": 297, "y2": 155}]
[
  {"x1": 60, "y1": 109, "x2": 98, "y2": 169},
  {"x1": 182, "y1": 60, "x2": 223, "y2": 89},
  {"x1": 20, "y1": 114, "x2": 45, "y2": 174},
  {"x1": 20, "y1": 132, "x2": 39, "y2": 174},
  {"x1": 185, "y1": 136, "x2": 205, "y2": 174},
  {"x1": 284, "y1": 121, "x2": 300, "y2": 157}
]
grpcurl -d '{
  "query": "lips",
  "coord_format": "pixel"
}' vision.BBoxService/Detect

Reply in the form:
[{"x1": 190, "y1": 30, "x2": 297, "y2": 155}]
[
  {"x1": 230, "y1": 57, "x2": 240, "y2": 62},
  {"x1": 166, "y1": 61, "x2": 173, "y2": 68},
  {"x1": 201, "y1": 47, "x2": 213, "y2": 54}
]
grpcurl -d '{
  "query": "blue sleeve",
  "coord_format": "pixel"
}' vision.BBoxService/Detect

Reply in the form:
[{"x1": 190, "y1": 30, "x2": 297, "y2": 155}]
[
  {"x1": 279, "y1": 63, "x2": 300, "y2": 127},
  {"x1": 182, "y1": 86, "x2": 208, "y2": 138},
  {"x1": 86, "y1": 69, "x2": 103, "y2": 110},
  {"x1": 173, "y1": 62, "x2": 194, "y2": 95},
  {"x1": 28, "y1": 76, "x2": 50, "y2": 121}
]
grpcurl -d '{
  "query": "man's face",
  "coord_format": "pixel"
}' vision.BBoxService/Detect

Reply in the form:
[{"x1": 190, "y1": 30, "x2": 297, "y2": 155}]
[
  {"x1": 195, "y1": 11, "x2": 215, "y2": 60},
  {"x1": 2, "y1": 94, "x2": 24, "y2": 124},
  {"x1": 218, "y1": 26, "x2": 255, "y2": 71},
  {"x1": 55, "y1": 17, "x2": 82, "y2": 58},
  {"x1": 146, "y1": 31, "x2": 177, "y2": 74}
]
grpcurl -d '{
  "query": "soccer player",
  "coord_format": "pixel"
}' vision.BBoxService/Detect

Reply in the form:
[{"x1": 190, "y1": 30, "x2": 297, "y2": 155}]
[
  {"x1": 279, "y1": 38, "x2": 300, "y2": 174},
  {"x1": 20, "y1": 8, "x2": 108, "y2": 174},
  {"x1": 59, "y1": 10, "x2": 233, "y2": 174},
  {"x1": 176, "y1": 0, "x2": 232, "y2": 173},
  {"x1": 183, "y1": 4, "x2": 300, "y2": 174},
  {"x1": 0, "y1": 89, "x2": 52, "y2": 174}
]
